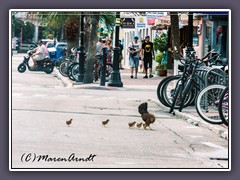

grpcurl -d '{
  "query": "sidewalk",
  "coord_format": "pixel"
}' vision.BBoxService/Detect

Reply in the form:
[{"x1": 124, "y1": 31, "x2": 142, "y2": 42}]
[{"x1": 54, "y1": 67, "x2": 228, "y2": 140}]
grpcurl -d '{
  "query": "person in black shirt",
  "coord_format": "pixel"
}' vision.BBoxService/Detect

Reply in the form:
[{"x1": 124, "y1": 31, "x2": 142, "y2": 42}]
[
  {"x1": 141, "y1": 36, "x2": 154, "y2": 78},
  {"x1": 118, "y1": 40, "x2": 124, "y2": 69}
]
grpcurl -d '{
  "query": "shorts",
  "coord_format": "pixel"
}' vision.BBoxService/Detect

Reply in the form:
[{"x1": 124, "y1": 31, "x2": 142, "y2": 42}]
[
  {"x1": 33, "y1": 55, "x2": 44, "y2": 61},
  {"x1": 143, "y1": 56, "x2": 153, "y2": 69},
  {"x1": 129, "y1": 56, "x2": 140, "y2": 68}
]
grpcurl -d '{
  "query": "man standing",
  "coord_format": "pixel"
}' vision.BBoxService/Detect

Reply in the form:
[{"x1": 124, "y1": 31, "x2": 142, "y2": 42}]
[
  {"x1": 118, "y1": 40, "x2": 124, "y2": 69},
  {"x1": 30, "y1": 40, "x2": 46, "y2": 68},
  {"x1": 128, "y1": 36, "x2": 141, "y2": 79},
  {"x1": 96, "y1": 38, "x2": 103, "y2": 56},
  {"x1": 142, "y1": 36, "x2": 154, "y2": 78}
]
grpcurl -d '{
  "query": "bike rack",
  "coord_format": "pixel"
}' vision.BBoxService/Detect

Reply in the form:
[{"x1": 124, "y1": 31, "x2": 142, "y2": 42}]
[
  {"x1": 196, "y1": 66, "x2": 227, "y2": 91},
  {"x1": 195, "y1": 66, "x2": 227, "y2": 112}
]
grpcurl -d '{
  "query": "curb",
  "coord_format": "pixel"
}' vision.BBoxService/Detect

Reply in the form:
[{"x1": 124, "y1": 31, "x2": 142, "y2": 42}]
[
  {"x1": 151, "y1": 99, "x2": 228, "y2": 140},
  {"x1": 54, "y1": 67, "x2": 228, "y2": 141},
  {"x1": 53, "y1": 68, "x2": 73, "y2": 88}
]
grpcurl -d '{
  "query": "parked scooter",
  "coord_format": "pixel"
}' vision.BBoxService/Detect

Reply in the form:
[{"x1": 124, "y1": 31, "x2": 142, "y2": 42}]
[{"x1": 17, "y1": 51, "x2": 55, "y2": 74}]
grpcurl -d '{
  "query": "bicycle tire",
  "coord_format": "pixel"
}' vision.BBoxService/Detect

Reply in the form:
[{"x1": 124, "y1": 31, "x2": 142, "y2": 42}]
[
  {"x1": 169, "y1": 79, "x2": 182, "y2": 113},
  {"x1": 70, "y1": 63, "x2": 80, "y2": 81},
  {"x1": 59, "y1": 60, "x2": 69, "y2": 77},
  {"x1": 157, "y1": 75, "x2": 181, "y2": 107},
  {"x1": 67, "y1": 63, "x2": 78, "y2": 81},
  {"x1": 196, "y1": 84, "x2": 225, "y2": 124},
  {"x1": 179, "y1": 78, "x2": 194, "y2": 112},
  {"x1": 160, "y1": 76, "x2": 193, "y2": 109},
  {"x1": 218, "y1": 86, "x2": 229, "y2": 126}
]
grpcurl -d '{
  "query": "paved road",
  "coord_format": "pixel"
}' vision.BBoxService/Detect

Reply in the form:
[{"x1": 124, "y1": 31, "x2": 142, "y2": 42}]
[{"x1": 11, "y1": 54, "x2": 229, "y2": 169}]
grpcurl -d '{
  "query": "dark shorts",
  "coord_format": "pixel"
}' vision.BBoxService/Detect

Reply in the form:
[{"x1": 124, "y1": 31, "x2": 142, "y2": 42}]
[{"x1": 143, "y1": 56, "x2": 152, "y2": 69}]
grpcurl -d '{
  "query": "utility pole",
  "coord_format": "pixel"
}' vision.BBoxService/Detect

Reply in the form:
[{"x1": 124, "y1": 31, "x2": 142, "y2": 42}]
[
  {"x1": 187, "y1": 12, "x2": 193, "y2": 47},
  {"x1": 77, "y1": 13, "x2": 85, "y2": 82}
]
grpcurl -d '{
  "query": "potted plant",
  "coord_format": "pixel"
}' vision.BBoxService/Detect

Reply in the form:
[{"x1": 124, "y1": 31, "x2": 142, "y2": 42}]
[{"x1": 155, "y1": 51, "x2": 167, "y2": 76}]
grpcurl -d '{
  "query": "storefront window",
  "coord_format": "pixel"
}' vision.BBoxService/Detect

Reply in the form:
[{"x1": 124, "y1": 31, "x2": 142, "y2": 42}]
[{"x1": 216, "y1": 25, "x2": 227, "y2": 57}]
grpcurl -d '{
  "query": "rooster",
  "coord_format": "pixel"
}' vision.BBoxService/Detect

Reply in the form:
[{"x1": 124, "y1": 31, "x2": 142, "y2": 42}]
[{"x1": 138, "y1": 102, "x2": 155, "y2": 130}]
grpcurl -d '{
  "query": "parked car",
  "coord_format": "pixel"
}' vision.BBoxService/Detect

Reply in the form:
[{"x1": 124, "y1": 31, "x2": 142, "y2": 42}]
[{"x1": 46, "y1": 42, "x2": 67, "y2": 61}]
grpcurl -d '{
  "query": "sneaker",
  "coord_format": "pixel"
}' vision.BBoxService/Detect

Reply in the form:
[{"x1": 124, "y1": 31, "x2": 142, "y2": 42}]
[
  {"x1": 134, "y1": 76, "x2": 137, "y2": 79},
  {"x1": 130, "y1": 75, "x2": 133, "y2": 79},
  {"x1": 143, "y1": 75, "x2": 148, "y2": 78},
  {"x1": 149, "y1": 74, "x2": 154, "y2": 78}
]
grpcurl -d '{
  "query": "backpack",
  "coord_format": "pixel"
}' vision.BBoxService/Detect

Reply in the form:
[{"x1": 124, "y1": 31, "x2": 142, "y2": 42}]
[{"x1": 129, "y1": 42, "x2": 137, "y2": 57}]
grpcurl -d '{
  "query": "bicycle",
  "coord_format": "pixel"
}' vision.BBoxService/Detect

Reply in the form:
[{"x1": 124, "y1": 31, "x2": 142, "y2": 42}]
[
  {"x1": 218, "y1": 86, "x2": 229, "y2": 126},
  {"x1": 195, "y1": 84, "x2": 226, "y2": 124},
  {"x1": 168, "y1": 48, "x2": 219, "y2": 113}
]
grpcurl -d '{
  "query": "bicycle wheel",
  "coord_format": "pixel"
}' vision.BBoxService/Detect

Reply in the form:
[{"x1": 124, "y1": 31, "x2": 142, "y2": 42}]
[
  {"x1": 169, "y1": 79, "x2": 183, "y2": 113},
  {"x1": 157, "y1": 75, "x2": 181, "y2": 107},
  {"x1": 59, "y1": 60, "x2": 69, "y2": 77},
  {"x1": 179, "y1": 78, "x2": 194, "y2": 112},
  {"x1": 218, "y1": 87, "x2": 229, "y2": 126},
  {"x1": 161, "y1": 76, "x2": 193, "y2": 109},
  {"x1": 70, "y1": 63, "x2": 80, "y2": 81},
  {"x1": 67, "y1": 63, "x2": 78, "y2": 81},
  {"x1": 196, "y1": 84, "x2": 225, "y2": 124}
]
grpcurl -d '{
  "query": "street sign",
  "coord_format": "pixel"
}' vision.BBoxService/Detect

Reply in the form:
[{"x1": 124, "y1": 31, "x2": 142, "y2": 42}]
[
  {"x1": 120, "y1": 18, "x2": 135, "y2": 29},
  {"x1": 146, "y1": 12, "x2": 165, "y2": 20},
  {"x1": 116, "y1": 18, "x2": 120, "y2": 26},
  {"x1": 136, "y1": 16, "x2": 147, "y2": 28}
]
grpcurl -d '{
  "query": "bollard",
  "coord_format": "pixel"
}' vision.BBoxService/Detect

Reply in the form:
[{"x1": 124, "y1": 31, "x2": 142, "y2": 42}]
[{"x1": 100, "y1": 47, "x2": 107, "y2": 86}]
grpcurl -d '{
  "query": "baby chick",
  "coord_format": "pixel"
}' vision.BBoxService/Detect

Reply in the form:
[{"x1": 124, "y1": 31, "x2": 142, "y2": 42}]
[
  {"x1": 136, "y1": 122, "x2": 143, "y2": 129},
  {"x1": 66, "y1": 118, "x2": 73, "y2": 127},
  {"x1": 128, "y1": 121, "x2": 136, "y2": 128},
  {"x1": 102, "y1": 119, "x2": 110, "y2": 127}
]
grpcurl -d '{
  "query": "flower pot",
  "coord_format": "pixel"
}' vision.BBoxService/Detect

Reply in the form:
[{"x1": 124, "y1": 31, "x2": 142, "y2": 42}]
[{"x1": 157, "y1": 69, "x2": 167, "y2": 76}]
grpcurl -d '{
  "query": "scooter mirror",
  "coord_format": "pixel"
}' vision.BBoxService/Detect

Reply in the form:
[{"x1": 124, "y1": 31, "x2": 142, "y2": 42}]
[{"x1": 29, "y1": 45, "x2": 35, "y2": 50}]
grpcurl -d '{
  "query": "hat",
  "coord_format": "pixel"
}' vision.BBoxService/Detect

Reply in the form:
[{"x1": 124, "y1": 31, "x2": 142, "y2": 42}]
[{"x1": 134, "y1": 35, "x2": 139, "y2": 39}]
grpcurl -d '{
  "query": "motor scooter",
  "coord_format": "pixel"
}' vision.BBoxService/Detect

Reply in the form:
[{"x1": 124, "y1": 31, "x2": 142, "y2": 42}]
[{"x1": 17, "y1": 51, "x2": 55, "y2": 74}]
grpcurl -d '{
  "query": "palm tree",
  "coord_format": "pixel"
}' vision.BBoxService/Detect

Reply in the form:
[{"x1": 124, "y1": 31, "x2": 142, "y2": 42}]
[
  {"x1": 170, "y1": 12, "x2": 181, "y2": 59},
  {"x1": 27, "y1": 11, "x2": 115, "y2": 83}
]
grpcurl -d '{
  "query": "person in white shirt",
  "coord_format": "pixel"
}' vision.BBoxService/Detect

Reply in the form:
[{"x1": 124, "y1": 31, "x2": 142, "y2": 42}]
[
  {"x1": 30, "y1": 40, "x2": 46, "y2": 68},
  {"x1": 128, "y1": 35, "x2": 141, "y2": 79}
]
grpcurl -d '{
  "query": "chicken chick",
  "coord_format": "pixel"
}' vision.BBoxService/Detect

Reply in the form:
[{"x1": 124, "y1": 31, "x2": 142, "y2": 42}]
[
  {"x1": 102, "y1": 119, "x2": 110, "y2": 127},
  {"x1": 66, "y1": 118, "x2": 73, "y2": 127},
  {"x1": 136, "y1": 122, "x2": 143, "y2": 129},
  {"x1": 128, "y1": 121, "x2": 136, "y2": 128}
]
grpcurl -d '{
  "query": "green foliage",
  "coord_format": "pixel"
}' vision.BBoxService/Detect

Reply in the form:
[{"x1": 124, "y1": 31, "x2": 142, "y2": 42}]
[
  {"x1": 155, "y1": 51, "x2": 164, "y2": 64},
  {"x1": 155, "y1": 51, "x2": 167, "y2": 70},
  {"x1": 13, "y1": 17, "x2": 35, "y2": 43},
  {"x1": 153, "y1": 33, "x2": 168, "y2": 52}
]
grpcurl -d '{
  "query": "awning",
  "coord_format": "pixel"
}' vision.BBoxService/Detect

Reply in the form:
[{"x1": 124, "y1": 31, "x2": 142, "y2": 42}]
[
  {"x1": 147, "y1": 18, "x2": 156, "y2": 25},
  {"x1": 152, "y1": 14, "x2": 199, "y2": 30}
]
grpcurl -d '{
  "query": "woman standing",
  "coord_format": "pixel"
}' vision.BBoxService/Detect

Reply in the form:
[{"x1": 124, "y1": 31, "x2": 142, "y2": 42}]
[{"x1": 102, "y1": 39, "x2": 113, "y2": 63}]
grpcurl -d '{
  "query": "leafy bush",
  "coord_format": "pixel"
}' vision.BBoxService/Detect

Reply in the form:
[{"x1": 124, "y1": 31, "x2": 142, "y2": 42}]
[{"x1": 153, "y1": 33, "x2": 167, "y2": 52}]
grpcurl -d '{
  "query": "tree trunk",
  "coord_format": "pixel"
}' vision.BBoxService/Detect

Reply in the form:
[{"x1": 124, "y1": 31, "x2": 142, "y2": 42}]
[
  {"x1": 65, "y1": 16, "x2": 79, "y2": 53},
  {"x1": 83, "y1": 13, "x2": 99, "y2": 84},
  {"x1": 170, "y1": 12, "x2": 181, "y2": 59},
  {"x1": 170, "y1": 12, "x2": 181, "y2": 76}
]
